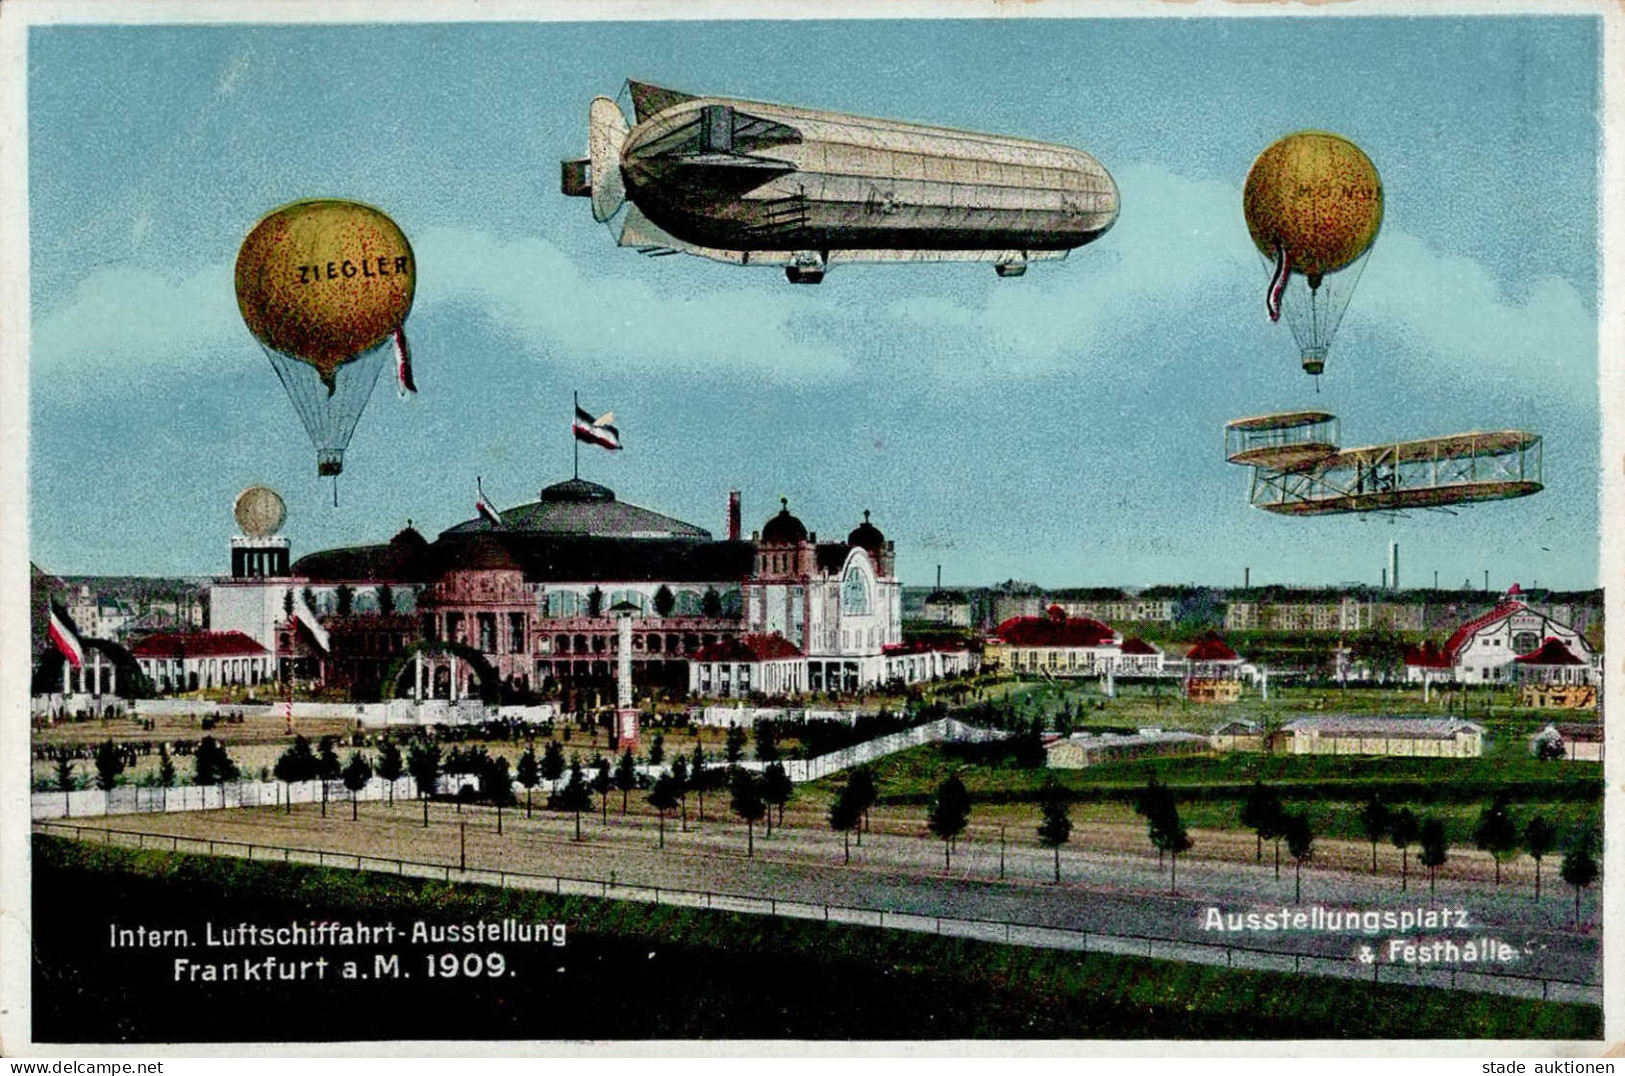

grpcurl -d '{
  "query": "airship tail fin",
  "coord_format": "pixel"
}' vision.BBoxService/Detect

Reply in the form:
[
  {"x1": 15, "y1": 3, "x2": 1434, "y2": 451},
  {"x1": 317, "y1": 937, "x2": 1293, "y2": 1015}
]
[{"x1": 589, "y1": 96, "x2": 629, "y2": 222}]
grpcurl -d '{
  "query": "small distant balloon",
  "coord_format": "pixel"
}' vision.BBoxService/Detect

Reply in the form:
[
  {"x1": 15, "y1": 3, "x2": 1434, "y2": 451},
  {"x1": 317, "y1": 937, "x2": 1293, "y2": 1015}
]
[
  {"x1": 1243, "y1": 132, "x2": 1383, "y2": 378},
  {"x1": 234, "y1": 199, "x2": 418, "y2": 490}
]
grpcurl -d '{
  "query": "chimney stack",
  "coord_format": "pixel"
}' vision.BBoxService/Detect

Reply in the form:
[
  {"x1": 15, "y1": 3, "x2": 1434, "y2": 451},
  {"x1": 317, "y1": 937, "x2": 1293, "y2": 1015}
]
[
  {"x1": 936, "y1": 564, "x2": 942, "y2": 590},
  {"x1": 1389, "y1": 541, "x2": 1399, "y2": 591},
  {"x1": 728, "y1": 490, "x2": 741, "y2": 541}
]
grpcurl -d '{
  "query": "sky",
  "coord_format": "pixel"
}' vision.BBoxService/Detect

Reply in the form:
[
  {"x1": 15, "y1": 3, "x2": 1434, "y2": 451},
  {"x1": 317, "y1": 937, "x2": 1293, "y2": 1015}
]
[{"x1": 24, "y1": 14, "x2": 1602, "y2": 590}]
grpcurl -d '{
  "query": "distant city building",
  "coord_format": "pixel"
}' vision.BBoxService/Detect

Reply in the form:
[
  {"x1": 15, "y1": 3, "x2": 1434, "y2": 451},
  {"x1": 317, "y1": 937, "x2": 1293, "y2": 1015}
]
[
  {"x1": 1270, "y1": 716, "x2": 1486, "y2": 758},
  {"x1": 919, "y1": 588, "x2": 971, "y2": 627},
  {"x1": 129, "y1": 630, "x2": 272, "y2": 692},
  {"x1": 1403, "y1": 585, "x2": 1598, "y2": 685},
  {"x1": 208, "y1": 479, "x2": 958, "y2": 705},
  {"x1": 984, "y1": 606, "x2": 1122, "y2": 677},
  {"x1": 1045, "y1": 728, "x2": 1210, "y2": 769},
  {"x1": 689, "y1": 634, "x2": 806, "y2": 698},
  {"x1": 1115, "y1": 637, "x2": 1164, "y2": 676}
]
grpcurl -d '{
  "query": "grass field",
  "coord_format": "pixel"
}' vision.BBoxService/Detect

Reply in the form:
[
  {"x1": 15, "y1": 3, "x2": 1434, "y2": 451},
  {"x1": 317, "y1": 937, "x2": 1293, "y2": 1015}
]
[{"x1": 30, "y1": 835, "x2": 1601, "y2": 1041}]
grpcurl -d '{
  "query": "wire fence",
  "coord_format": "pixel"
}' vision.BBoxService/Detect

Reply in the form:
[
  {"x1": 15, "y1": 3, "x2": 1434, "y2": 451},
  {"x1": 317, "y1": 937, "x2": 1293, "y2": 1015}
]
[{"x1": 32, "y1": 818, "x2": 1598, "y2": 1007}]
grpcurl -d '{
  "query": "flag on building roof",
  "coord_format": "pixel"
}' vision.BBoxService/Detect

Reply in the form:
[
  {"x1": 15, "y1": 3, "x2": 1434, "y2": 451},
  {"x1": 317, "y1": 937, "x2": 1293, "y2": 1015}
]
[
  {"x1": 49, "y1": 600, "x2": 85, "y2": 668},
  {"x1": 573, "y1": 404, "x2": 621, "y2": 451},
  {"x1": 476, "y1": 479, "x2": 504, "y2": 527},
  {"x1": 292, "y1": 594, "x2": 330, "y2": 653}
]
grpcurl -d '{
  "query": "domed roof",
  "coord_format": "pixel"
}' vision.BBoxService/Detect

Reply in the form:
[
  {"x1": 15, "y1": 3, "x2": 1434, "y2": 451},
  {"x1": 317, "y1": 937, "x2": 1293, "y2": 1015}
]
[
  {"x1": 389, "y1": 523, "x2": 428, "y2": 550},
  {"x1": 848, "y1": 509, "x2": 884, "y2": 554},
  {"x1": 540, "y1": 478, "x2": 616, "y2": 503},
  {"x1": 442, "y1": 478, "x2": 709, "y2": 540},
  {"x1": 761, "y1": 497, "x2": 808, "y2": 545}
]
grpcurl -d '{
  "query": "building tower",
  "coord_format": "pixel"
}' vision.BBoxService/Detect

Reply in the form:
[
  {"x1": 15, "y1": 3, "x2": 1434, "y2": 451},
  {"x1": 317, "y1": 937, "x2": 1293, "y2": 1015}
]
[{"x1": 231, "y1": 486, "x2": 290, "y2": 578}]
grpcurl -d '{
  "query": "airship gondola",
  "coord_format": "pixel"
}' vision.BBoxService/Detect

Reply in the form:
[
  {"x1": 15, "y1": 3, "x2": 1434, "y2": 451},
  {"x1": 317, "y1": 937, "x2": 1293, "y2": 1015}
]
[{"x1": 562, "y1": 82, "x2": 1119, "y2": 283}]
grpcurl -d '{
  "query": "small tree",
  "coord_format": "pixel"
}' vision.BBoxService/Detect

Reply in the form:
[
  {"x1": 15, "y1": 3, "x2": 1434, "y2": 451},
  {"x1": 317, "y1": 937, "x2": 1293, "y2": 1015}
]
[
  {"x1": 1036, "y1": 779, "x2": 1073, "y2": 884},
  {"x1": 762, "y1": 761, "x2": 793, "y2": 833},
  {"x1": 849, "y1": 765, "x2": 878, "y2": 844},
  {"x1": 342, "y1": 750, "x2": 373, "y2": 821},
  {"x1": 1523, "y1": 814, "x2": 1557, "y2": 902},
  {"x1": 1135, "y1": 777, "x2": 1176, "y2": 870},
  {"x1": 157, "y1": 744, "x2": 176, "y2": 789},
  {"x1": 516, "y1": 746, "x2": 540, "y2": 818},
  {"x1": 730, "y1": 769, "x2": 767, "y2": 856},
  {"x1": 616, "y1": 748, "x2": 637, "y2": 814},
  {"x1": 481, "y1": 754, "x2": 514, "y2": 808},
  {"x1": 317, "y1": 735, "x2": 342, "y2": 814},
  {"x1": 407, "y1": 740, "x2": 442, "y2": 801},
  {"x1": 541, "y1": 739, "x2": 566, "y2": 784},
  {"x1": 671, "y1": 755, "x2": 690, "y2": 831},
  {"x1": 690, "y1": 742, "x2": 708, "y2": 822},
  {"x1": 1560, "y1": 830, "x2": 1599, "y2": 925},
  {"x1": 829, "y1": 782, "x2": 863, "y2": 864},
  {"x1": 653, "y1": 584, "x2": 675, "y2": 618},
  {"x1": 275, "y1": 736, "x2": 317, "y2": 813},
  {"x1": 376, "y1": 738, "x2": 403, "y2": 805},
  {"x1": 647, "y1": 772, "x2": 681, "y2": 849},
  {"x1": 54, "y1": 756, "x2": 74, "y2": 792},
  {"x1": 194, "y1": 736, "x2": 239, "y2": 786},
  {"x1": 927, "y1": 774, "x2": 971, "y2": 872},
  {"x1": 1284, "y1": 809, "x2": 1314, "y2": 903},
  {"x1": 283, "y1": 589, "x2": 295, "y2": 618},
  {"x1": 586, "y1": 586, "x2": 604, "y2": 618},
  {"x1": 335, "y1": 584, "x2": 355, "y2": 617},
  {"x1": 1419, "y1": 817, "x2": 1448, "y2": 899},
  {"x1": 1239, "y1": 781, "x2": 1279, "y2": 864},
  {"x1": 1147, "y1": 794, "x2": 1193, "y2": 895},
  {"x1": 1472, "y1": 794, "x2": 1519, "y2": 886},
  {"x1": 648, "y1": 733, "x2": 665, "y2": 767},
  {"x1": 725, "y1": 723, "x2": 746, "y2": 765},
  {"x1": 756, "y1": 722, "x2": 780, "y2": 763},
  {"x1": 94, "y1": 739, "x2": 125, "y2": 794},
  {"x1": 553, "y1": 757, "x2": 593, "y2": 841},
  {"x1": 701, "y1": 586, "x2": 722, "y2": 619},
  {"x1": 1389, "y1": 807, "x2": 1420, "y2": 892},
  {"x1": 1359, "y1": 795, "x2": 1389, "y2": 875},
  {"x1": 377, "y1": 583, "x2": 395, "y2": 615}
]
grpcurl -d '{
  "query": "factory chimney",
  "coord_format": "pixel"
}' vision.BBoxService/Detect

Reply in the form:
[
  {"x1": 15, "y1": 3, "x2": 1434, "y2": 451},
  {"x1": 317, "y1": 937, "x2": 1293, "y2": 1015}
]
[
  {"x1": 1244, "y1": 566, "x2": 1250, "y2": 588},
  {"x1": 728, "y1": 490, "x2": 741, "y2": 541},
  {"x1": 1389, "y1": 542, "x2": 1399, "y2": 591}
]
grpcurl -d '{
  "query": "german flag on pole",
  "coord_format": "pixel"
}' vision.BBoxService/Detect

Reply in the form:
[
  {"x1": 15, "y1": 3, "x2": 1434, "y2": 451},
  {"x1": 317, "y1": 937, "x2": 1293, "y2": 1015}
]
[
  {"x1": 573, "y1": 404, "x2": 621, "y2": 451},
  {"x1": 49, "y1": 600, "x2": 85, "y2": 668},
  {"x1": 476, "y1": 477, "x2": 504, "y2": 527}
]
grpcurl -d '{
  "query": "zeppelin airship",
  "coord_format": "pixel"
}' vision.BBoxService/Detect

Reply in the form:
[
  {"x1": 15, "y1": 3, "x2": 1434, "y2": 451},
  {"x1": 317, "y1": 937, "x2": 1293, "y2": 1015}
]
[{"x1": 561, "y1": 82, "x2": 1119, "y2": 283}]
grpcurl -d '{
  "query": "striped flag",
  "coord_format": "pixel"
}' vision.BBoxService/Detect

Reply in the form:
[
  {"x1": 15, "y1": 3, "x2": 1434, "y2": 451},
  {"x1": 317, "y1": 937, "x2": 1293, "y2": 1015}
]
[
  {"x1": 1266, "y1": 241, "x2": 1290, "y2": 323},
  {"x1": 476, "y1": 485, "x2": 504, "y2": 527},
  {"x1": 573, "y1": 404, "x2": 621, "y2": 451},
  {"x1": 48, "y1": 601, "x2": 85, "y2": 668},
  {"x1": 393, "y1": 328, "x2": 417, "y2": 397}
]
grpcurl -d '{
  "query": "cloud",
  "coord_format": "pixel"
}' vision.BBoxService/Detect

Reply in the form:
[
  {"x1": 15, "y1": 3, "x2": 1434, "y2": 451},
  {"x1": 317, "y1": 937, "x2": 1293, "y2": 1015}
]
[
  {"x1": 31, "y1": 227, "x2": 852, "y2": 390},
  {"x1": 878, "y1": 163, "x2": 1596, "y2": 398},
  {"x1": 412, "y1": 227, "x2": 849, "y2": 380},
  {"x1": 30, "y1": 165, "x2": 1594, "y2": 401}
]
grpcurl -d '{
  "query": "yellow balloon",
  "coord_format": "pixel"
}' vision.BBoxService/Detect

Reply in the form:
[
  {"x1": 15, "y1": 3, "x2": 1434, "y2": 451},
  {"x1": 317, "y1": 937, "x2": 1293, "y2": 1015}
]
[
  {"x1": 234, "y1": 200, "x2": 415, "y2": 389},
  {"x1": 1243, "y1": 131, "x2": 1382, "y2": 281}
]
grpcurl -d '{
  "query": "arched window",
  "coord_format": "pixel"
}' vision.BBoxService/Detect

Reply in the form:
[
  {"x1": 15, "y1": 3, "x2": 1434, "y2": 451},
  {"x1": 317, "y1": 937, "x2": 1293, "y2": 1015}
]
[
  {"x1": 842, "y1": 567, "x2": 870, "y2": 615},
  {"x1": 1512, "y1": 631, "x2": 1542, "y2": 656}
]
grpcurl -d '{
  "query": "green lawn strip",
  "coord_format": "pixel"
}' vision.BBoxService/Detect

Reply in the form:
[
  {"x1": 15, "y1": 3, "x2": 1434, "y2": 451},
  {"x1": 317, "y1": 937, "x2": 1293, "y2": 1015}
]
[
  {"x1": 847, "y1": 744, "x2": 1599, "y2": 809},
  {"x1": 32, "y1": 835, "x2": 1598, "y2": 1039}
]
